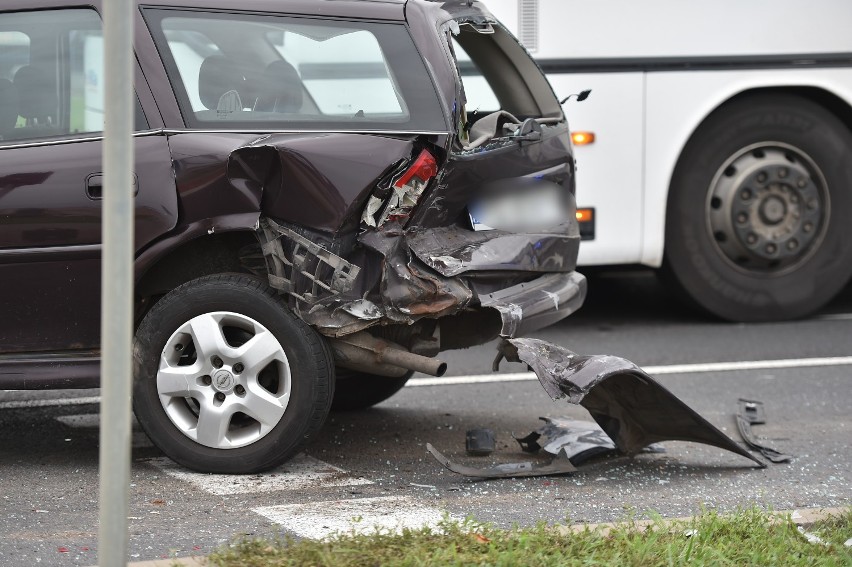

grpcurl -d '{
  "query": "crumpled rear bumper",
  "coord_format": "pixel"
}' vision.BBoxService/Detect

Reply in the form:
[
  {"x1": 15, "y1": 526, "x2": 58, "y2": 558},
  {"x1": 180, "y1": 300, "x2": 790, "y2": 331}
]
[
  {"x1": 479, "y1": 271, "x2": 587, "y2": 336},
  {"x1": 257, "y1": 218, "x2": 584, "y2": 341}
]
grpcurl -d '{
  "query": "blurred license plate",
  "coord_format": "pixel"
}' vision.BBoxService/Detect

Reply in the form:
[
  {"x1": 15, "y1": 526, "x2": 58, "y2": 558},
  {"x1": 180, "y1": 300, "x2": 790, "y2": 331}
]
[{"x1": 468, "y1": 185, "x2": 567, "y2": 231}]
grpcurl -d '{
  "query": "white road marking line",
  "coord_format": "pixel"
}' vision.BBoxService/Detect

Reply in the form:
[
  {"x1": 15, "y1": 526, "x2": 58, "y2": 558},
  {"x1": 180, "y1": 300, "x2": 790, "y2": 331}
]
[
  {"x1": 813, "y1": 312, "x2": 852, "y2": 321},
  {"x1": 3, "y1": 353, "x2": 851, "y2": 409},
  {"x1": 55, "y1": 413, "x2": 101, "y2": 428},
  {"x1": 254, "y1": 496, "x2": 451, "y2": 539},
  {"x1": 54, "y1": 413, "x2": 155, "y2": 448},
  {"x1": 407, "y1": 355, "x2": 852, "y2": 386},
  {"x1": 0, "y1": 396, "x2": 100, "y2": 409},
  {"x1": 643, "y1": 356, "x2": 852, "y2": 375},
  {"x1": 409, "y1": 372, "x2": 537, "y2": 386},
  {"x1": 147, "y1": 454, "x2": 373, "y2": 495}
]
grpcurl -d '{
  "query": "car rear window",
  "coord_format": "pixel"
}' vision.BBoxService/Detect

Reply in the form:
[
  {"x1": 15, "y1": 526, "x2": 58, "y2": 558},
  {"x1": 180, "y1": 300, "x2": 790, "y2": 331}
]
[
  {"x1": 450, "y1": 23, "x2": 562, "y2": 121},
  {"x1": 143, "y1": 9, "x2": 447, "y2": 132}
]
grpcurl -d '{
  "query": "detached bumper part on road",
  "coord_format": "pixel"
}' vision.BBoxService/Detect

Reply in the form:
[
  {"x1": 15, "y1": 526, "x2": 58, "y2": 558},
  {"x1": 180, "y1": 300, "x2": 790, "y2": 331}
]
[
  {"x1": 498, "y1": 338, "x2": 767, "y2": 468},
  {"x1": 480, "y1": 272, "x2": 587, "y2": 337},
  {"x1": 429, "y1": 338, "x2": 768, "y2": 480}
]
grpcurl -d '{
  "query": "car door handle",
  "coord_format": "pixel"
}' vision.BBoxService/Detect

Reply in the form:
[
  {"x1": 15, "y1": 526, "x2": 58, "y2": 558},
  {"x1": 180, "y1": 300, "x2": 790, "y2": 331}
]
[{"x1": 86, "y1": 173, "x2": 139, "y2": 200}]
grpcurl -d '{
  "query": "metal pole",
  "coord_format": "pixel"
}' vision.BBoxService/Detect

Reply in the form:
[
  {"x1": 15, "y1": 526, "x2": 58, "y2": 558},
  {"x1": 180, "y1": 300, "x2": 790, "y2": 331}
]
[{"x1": 99, "y1": 0, "x2": 135, "y2": 564}]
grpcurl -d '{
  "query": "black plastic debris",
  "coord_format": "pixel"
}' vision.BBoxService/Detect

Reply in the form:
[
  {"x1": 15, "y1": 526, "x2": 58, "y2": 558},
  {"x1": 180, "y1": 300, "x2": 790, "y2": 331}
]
[
  {"x1": 514, "y1": 417, "x2": 666, "y2": 466},
  {"x1": 426, "y1": 443, "x2": 576, "y2": 479},
  {"x1": 466, "y1": 428, "x2": 496, "y2": 456},
  {"x1": 738, "y1": 399, "x2": 767, "y2": 424},
  {"x1": 497, "y1": 338, "x2": 766, "y2": 468},
  {"x1": 736, "y1": 399, "x2": 792, "y2": 463}
]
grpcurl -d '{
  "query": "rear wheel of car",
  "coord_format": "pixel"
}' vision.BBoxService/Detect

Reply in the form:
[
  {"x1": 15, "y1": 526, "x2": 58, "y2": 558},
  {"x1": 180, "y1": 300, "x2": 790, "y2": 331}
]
[
  {"x1": 133, "y1": 274, "x2": 334, "y2": 473},
  {"x1": 331, "y1": 369, "x2": 413, "y2": 411},
  {"x1": 664, "y1": 93, "x2": 852, "y2": 321}
]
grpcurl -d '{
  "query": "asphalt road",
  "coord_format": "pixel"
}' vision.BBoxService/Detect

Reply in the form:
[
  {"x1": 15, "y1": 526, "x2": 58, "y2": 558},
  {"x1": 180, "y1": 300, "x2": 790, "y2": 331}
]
[{"x1": 1, "y1": 270, "x2": 850, "y2": 565}]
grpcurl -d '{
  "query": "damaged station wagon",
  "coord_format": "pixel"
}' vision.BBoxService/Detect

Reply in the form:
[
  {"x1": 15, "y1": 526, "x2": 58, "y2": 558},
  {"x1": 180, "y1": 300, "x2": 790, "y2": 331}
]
[{"x1": 0, "y1": 0, "x2": 585, "y2": 473}]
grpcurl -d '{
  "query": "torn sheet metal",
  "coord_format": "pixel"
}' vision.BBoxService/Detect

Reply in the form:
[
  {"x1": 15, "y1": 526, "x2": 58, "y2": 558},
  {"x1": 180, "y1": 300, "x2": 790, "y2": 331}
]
[
  {"x1": 250, "y1": 142, "x2": 583, "y2": 339},
  {"x1": 358, "y1": 224, "x2": 473, "y2": 321},
  {"x1": 340, "y1": 299, "x2": 384, "y2": 321},
  {"x1": 516, "y1": 418, "x2": 615, "y2": 454},
  {"x1": 736, "y1": 399, "x2": 792, "y2": 464},
  {"x1": 361, "y1": 195, "x2": 385, "y2": 228},
  {"x1": 407, "y1": 224, "x2": 578, "y2": 277},
  {"x1": 480, "y1": 272, "x2": 586, "y2": 337},
  {"x1": 228, "y1": 133, "x2": 414, "y2": 233},
  {"x1": 426, "y1": 443, "x2": 576, "y2": 479},
  {"x1": 514, "y1": 417, "x2": 666, "y2": 466},
  {"x1": 500, "y1": 338, "x2": 766, "y2": 468},
  {"x1": 257, "y1": 216, "x2": 477, "y2": 336}
]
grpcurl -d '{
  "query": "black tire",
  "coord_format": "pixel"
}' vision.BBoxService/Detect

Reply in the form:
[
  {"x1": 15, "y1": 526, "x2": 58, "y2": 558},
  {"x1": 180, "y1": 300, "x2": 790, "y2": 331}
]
[
  {"x1": 133, "y1": 274, "x2": 334, "y2": 473},
  {"x1": 665, "y1": 93, "x2": 852, "y2": 321},
  {"x1": 331, "y1": 369, "x2": 413, "y2": 411}
]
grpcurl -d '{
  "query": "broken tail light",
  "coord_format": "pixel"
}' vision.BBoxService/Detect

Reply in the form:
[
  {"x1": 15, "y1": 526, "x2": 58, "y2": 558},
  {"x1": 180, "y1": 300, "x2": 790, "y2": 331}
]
[{"x1": 364, "y1": 149, "x2": 438, "y2": 227}]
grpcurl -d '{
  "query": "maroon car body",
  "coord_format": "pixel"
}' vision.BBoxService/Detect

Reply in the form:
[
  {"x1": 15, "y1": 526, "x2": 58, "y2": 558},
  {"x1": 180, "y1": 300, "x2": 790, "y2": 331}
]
[{"x1": 0, "y1": 0, "x2": 585, "y2": 472}]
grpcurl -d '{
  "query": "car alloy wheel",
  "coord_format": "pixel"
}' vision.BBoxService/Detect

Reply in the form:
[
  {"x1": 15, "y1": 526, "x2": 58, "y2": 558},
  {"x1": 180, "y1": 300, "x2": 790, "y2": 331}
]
[
  {"x1": 133, "y1": 274, "x2": 333, "y2": 473},
  {"x1": 157, "y1": 311, "x2": 291, "y2": 449}
]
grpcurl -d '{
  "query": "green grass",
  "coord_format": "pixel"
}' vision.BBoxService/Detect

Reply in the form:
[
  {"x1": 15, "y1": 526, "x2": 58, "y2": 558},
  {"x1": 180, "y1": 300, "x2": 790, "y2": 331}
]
[{"x1": 207, "y1": 507, "x2": 852, "y2": 566}]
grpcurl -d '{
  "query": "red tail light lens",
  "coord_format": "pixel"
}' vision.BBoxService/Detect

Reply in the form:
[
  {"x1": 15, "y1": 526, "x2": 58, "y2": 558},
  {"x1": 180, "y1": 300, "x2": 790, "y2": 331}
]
[
  {"x1": 393, "y1": 149, "x2": 438, "y2": 189},
  {"x1": 370, "y1": 149, "x2": 438, "y2": 225}
]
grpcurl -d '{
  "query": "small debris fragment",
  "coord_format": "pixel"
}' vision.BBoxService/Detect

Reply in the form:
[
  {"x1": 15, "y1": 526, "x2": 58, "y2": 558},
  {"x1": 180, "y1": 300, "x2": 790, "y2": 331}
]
[
  {"x1": 844, "y1": 537, "x2": 852, "y2": 547},
  {"x1": 735, "y1": 399, "x2": 792, "y2": 463},
  {"x1": 515, "y1": 417, "x2": 664, "y2": 465},
  {"x1": 797, "y1": 526, "x2": 828, "y2": 546},
  {"x1": 426, "y1": 443, "x2": 576, "y2": 479},
  {"x1": 737, "y1": 399, "x2": 767, "y2": 424},
  {"x1": 466, "y1": 428, "x2": 496, "y2": 456}
]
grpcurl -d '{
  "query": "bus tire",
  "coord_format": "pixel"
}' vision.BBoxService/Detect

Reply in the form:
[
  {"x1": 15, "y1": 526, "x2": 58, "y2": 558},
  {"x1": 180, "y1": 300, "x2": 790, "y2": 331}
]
[{"x1": 665, "y1": 93, "x2": 852, "y2": 321}]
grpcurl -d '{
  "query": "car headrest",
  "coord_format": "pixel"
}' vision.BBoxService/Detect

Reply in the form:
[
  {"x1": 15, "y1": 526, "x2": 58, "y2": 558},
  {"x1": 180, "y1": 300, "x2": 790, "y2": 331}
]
[
  {"x1": 13, "y1": 65, "x2": 57, "y2": 121},
  {"x1": 256, "y1": 59, "x2": 303, "y2": 113},
  {"x1": 0, "y1": 78, "x2": 19, "y2": 134},
  {"x1": 198, "y1": 55, "x2": 246, "y2": 111}
]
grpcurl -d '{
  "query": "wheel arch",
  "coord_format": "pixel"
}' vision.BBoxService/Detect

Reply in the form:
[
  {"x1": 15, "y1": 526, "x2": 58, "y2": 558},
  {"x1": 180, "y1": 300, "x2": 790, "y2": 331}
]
[
  {"x1": 135, "y1": 228, "x2": 265, "y2": 323},
  {"x1": 648, "y1": 83, "x2": 852, "y2": 267}
]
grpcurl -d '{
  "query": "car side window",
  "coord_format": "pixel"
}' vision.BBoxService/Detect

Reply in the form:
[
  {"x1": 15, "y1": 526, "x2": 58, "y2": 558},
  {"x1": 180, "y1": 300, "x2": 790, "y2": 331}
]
[
  {"x1": 145, "y1": 9, "x2": 446, "y2": 131},
  {"x1": 267, "y1": 29, "x2": 403, "y2": 116},
  {"x1": 0, "y1": 9, "x2": 147, "y2": 144}
]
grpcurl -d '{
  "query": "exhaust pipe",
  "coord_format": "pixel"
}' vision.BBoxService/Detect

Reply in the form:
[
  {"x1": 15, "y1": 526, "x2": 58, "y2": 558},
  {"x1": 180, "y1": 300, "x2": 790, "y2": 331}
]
[{"x1": 329, "y1": 332, "x2": 447, "y2": 377}]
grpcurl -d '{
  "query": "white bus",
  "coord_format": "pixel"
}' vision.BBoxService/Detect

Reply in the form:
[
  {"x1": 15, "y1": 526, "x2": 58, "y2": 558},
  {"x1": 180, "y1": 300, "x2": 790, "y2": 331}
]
[{"x1": 480, "y1": 0, "x2": 852, "y2": 321}]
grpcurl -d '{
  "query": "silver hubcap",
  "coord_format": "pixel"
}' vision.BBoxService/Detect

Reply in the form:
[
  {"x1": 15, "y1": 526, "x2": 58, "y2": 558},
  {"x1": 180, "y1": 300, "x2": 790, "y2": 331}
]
[
  {"x1": 706, "y1": 143, "x2": 829, "y2": 273},
  {"x1": 157, "y1": 311, "x2": 291, "y2": 449}
]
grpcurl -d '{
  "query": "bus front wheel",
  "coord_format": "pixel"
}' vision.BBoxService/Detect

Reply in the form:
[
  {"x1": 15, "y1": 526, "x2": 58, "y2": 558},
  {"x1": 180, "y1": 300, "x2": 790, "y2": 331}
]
[{"x1": 665, "y1": 93, "x2": 852, "y2": 321}]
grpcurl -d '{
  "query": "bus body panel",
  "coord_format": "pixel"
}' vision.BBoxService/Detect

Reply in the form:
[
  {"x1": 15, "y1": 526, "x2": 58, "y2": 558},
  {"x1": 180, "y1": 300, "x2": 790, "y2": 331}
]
[{"x1": 484, "y1": 0, "x2": 852, "y2": 269}]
